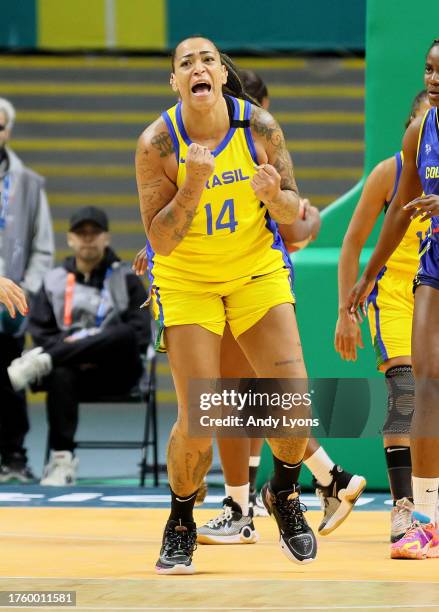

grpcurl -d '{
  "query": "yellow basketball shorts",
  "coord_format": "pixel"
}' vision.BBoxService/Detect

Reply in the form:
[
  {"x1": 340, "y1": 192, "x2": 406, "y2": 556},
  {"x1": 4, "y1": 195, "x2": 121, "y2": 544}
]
[
  {"x1": 367, "y1": 266, "x2": 414, "y2": 369},
  {"x1": 150, "y1": 266, "x2": 294, "y2": 351}
]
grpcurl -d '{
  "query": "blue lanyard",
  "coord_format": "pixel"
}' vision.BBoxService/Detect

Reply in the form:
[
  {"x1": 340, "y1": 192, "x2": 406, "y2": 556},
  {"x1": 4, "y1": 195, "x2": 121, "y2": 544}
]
[
  {"x1": 0, "y1": 174, "x2": 11, "y2": 230},
  {"x1": 95, "y1": 267, "x2": 113, "y2": 327}
]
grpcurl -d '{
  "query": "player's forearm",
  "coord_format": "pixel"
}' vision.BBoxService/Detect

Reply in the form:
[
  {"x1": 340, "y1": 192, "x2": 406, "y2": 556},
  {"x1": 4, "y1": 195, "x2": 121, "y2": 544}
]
[
  {"x1": 278, "y1": 217, "x2": 311, "y2": 244},
  {"x1": 265, "y1": 190, "x2": 300, "y2": 224},
  {"x1": 362, "y1": 203, "x2": 412, "y2": 282},
  {"x1": 338, "y1": 242, "x2": 361, "y2": 311},
  {"x1": 148, "y1": 179, "x2": 204, "y2": 256}
]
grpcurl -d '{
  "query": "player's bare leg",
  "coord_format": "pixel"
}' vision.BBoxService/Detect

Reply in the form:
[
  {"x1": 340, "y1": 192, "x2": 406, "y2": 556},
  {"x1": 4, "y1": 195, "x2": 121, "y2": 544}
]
[
  {"x1": 236, "y1": 303, "x2": 317, "y2": 563},
  {"x1": 156, "y1": 324, "x2": 221, "y2": 574}
]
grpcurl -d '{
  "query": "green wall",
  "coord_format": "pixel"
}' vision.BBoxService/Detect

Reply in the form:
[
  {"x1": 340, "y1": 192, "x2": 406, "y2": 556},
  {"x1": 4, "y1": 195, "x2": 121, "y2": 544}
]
[
  {"x1": 281, "y1": 0, "x2": 439, "y2": 490},
  {"x1": 168, "y1": 0, "x2": 365, "y2": 51},
  {"x1": 365, "y1": 2, "x2": 439, "y2": 171},
  {"x1": 1, "y1": 0, "x2": 365, "y2": 50},
  {"x1": 0, "y1": 1, "x2": 36, "y2": 48}
]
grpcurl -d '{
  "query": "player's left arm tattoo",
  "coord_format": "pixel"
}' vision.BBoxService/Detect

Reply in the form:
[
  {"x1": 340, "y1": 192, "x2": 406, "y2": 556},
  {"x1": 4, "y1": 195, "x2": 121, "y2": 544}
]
[{"x1": 251, "y1": 106, "x2": 300, "y2": 223}]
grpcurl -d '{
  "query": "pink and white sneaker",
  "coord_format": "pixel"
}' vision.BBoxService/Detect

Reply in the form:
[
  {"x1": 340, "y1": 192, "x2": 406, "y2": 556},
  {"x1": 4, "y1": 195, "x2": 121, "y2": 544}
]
[{"x1": 391, "y1": 512, "x2": 439, "y2": 560}]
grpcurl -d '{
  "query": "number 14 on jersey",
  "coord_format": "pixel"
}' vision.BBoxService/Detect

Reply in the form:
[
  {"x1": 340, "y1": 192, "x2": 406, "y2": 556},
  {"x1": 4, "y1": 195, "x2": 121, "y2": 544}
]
[{"x1": 204, "y1": 199, "x2": 238, "y2": 235}]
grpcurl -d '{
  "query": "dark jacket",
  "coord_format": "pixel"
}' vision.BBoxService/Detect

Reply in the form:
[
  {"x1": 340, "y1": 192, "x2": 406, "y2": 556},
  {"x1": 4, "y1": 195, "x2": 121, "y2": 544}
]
[{"x1": 28, "y1": 247, "x2": 150, "y2": 352}]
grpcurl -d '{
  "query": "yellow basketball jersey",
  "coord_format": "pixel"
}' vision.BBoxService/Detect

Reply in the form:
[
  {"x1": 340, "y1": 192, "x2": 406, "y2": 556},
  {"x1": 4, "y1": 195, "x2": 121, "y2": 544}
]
[
  {"x1": 146, "y1": 96, "x2": 291, "y2": 286},
  {"x1": 385, "y1": 151, "x2": 428, "y2": 275}
]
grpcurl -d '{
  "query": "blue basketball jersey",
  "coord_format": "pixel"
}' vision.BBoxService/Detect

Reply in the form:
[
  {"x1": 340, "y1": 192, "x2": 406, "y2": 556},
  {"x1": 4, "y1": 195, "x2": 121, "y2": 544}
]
[
  {"x1": 383, "y1": 151, "x2": 429, "y2": 274},
  {"x1": 417, "y1": 107, "x2": 439, "y2": 241}
]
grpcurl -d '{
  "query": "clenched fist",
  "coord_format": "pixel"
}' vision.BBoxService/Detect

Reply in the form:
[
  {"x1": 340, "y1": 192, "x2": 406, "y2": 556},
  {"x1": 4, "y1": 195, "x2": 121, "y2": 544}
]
[
  {"x1": 185, "y1": 143, "x2": 215, "y2": 184},
  {"x1": 251, "y1": 164, "x2": 281, "y2": 203}
]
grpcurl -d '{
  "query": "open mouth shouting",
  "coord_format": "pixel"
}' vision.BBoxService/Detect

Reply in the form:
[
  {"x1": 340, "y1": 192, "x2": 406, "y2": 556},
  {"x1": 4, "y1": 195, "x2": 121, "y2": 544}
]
[{"x1": 191, "y1": 81, "x2": 212, "y2": 97}]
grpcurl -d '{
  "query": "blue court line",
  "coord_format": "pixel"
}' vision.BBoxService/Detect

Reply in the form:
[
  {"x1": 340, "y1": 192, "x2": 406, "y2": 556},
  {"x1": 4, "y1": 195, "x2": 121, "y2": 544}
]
[{"x1": 0, "y1": 486, "x2": 393, "y2": 510}]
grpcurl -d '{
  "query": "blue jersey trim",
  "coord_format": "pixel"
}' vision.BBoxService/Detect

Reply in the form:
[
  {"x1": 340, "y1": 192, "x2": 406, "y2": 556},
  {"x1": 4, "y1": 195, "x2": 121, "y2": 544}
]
[
  {"x1": 244, "y1": 100, "x2": 258, "y2": 164},
  {"x1": 367, "y1": 266, "x2": 388, "y2": 365},
  {"x1": 145, "y1": 239, "x2": 164, "y2": 326},
  {"x1": 264, "y1": 211, "x2": 295, "y2": 291},
  {"x1": 162, "y1": 111, "x2": 180, "y2": 165},
  {"x1": 175, "y1": 97, "x2": 239, "y2": 158},
  {"x1": 416, "y1": 108, "x2": 432, "y2": 168},
  {"x1": 390, "y1": 151, "x2": 402, "y2": 203}
]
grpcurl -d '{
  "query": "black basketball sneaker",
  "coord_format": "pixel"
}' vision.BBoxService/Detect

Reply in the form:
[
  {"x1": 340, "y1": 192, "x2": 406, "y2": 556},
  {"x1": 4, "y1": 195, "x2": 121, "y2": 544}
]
[
  {"x1": 261, "y1": 482, "x2": 317, "y2": 564},
  {"x1": 155, "y1": 519, "x2": 197, "y2": 575}
]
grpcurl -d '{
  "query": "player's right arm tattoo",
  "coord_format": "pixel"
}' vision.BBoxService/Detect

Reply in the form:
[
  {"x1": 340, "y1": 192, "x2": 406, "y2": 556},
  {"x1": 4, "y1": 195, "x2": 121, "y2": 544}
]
[
  {"x1": 136, "y1": 126, "x2": 204, "y2": 256},
  {"x1": 151, "y1": 131, "x2": 175, "y2": 158}
]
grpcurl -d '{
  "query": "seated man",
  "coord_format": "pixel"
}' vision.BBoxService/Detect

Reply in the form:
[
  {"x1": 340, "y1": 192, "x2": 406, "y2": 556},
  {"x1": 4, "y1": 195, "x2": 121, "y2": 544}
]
[{"x1": 7, "y1": 206, "x2": 151, "y2": 485}]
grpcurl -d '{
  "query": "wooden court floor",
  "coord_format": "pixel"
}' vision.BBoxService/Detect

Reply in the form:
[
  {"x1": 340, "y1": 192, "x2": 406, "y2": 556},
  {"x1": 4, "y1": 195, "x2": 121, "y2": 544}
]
[{"x1": 1, "y1": 507, "x2": 439, "y2": 611}]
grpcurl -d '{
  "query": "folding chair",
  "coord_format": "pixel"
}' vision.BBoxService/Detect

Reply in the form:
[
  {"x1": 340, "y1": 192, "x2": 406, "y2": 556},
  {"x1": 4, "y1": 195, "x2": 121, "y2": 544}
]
[{"x1": 44, "y1": 344, "x2": 159, "y2": 486}]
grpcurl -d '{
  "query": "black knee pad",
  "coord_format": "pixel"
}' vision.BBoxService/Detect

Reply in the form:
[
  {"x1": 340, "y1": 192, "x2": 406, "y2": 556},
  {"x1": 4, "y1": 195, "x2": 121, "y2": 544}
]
[{"x1": 383, "y1": 365, "x2": 415, "y2": 435}]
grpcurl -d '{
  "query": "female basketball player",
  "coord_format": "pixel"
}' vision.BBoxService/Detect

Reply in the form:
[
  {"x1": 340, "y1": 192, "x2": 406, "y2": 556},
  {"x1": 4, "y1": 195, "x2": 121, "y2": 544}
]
[
  {"x1": 136, "y1": 37, "x2": 317, "y2": 574},
  {"x1": 349, "y1": 39, "x2": 439, "y2": 559},
  {"x1": 197, "y1": 69, "x2": 365, "y2": 544},
  {"x1": 335, "y1": 91, "x2": 430, "y2": 542},
  {"x1": 133, "y1": 67, "x2": 364, "y2": 541}
]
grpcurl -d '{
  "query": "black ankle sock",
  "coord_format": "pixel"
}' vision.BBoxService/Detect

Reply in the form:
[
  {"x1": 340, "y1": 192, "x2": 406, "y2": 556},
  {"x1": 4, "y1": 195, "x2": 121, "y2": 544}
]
[
  {"x1": 384, "y1": 446, "x2": 412, "y2": 501},
  {"x1": 270, "y1": 455, "x2": 302, "y2": 493},
  {"x1": 169, "y1": 488, "x2": 198, "y2": 523},
  {"x1": 249, "y1": 466, "x2": 258, "y2": 492}
]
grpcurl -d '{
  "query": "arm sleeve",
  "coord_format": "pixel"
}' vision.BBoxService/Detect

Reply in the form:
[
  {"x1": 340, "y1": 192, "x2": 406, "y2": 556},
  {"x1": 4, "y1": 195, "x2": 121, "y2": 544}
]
[{"x1": 22, "y1": 189, "x2": 55, "y2": 296}]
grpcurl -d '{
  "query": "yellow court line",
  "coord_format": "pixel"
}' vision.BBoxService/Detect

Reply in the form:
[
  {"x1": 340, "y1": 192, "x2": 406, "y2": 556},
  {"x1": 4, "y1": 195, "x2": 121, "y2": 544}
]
[
  {"x1": 304, "y1": 194, "x2": 339, "y2": 206},
  {"x1": 15, "y1": 139, "x2": 137, "y2": 151},
  {"x1": 14, "y1": 138, "x2": 364, "y2": 153},
  {"x1": 18, "y1": 110, "x2": 365, "y2": 125},
  {"x1": 18, "y1": 111, "x2": 158, "y2": 124},
  {"x1": 341, "y1": 58, "x2": 366, "y2": 69},
  {"x1": 0, "y1": 56, "x2": 306, "y2": 70},
  {"x1": 0, "y1": 57, "x2": 171, "y2": 69},
  {"x1": 297, "y1": 167, "x2": 361, "y2": 179},
  {"x1": 237, "y1": 58, "x2": 307, "y2": 69},
  {"x1": 47, "y1": 192, "x2": 341, "y2": 209},
  {"x1": 29, "y1": 388, "x2": 176, "y2": 404},
  {"x1": 276, "y1": 112, "x2": 364, "y2": 124},
  {"x1": 35, "y1": 164, "x2": 362, "y2": 179},
  {"x1": 34, "y1": 164, "x2": 134, "y2": 177},
  {"x1": 3, "y1": 83, "x2": 365, "y2": 98},
  {"x1": 157, "y1": 362, "x2": 171, "y2": 375},
  {"x1": 49, "y1": 193, "x2": 138, "y2": 206},
  {"x1": 54, "y1": 248, "x2": 142, "y2": 262},
  {"x1": 0, "y1": 56, "x2": 365, "y2": 72},
  {"x1": 287, "y1": 140, "x2": 363, "y2": 152},
  {"x1": 3, "y1": 83, "x2": 173, "y2": 95},
  {"x1": 227, "y1": 85, "x2": 361, "y2": 98},
  {"x1": 54, "y1": 220, "x2": 143, "y2": 233}
]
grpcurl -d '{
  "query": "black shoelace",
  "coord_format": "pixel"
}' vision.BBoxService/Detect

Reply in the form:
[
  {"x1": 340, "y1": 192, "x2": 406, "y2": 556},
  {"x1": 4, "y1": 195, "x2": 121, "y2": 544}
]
[
  {"x1": 278, "y1": 497, "x2": 308, "y2": 533},
  {"x1": 164, "y1": 526, "x2": 197, "y2": 557}
]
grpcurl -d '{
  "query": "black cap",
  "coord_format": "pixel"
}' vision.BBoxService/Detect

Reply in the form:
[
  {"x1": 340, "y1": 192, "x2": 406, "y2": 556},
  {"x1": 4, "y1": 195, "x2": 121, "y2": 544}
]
[{"x1": 69, "y1": 206, "x2": 109, "y2": 232}]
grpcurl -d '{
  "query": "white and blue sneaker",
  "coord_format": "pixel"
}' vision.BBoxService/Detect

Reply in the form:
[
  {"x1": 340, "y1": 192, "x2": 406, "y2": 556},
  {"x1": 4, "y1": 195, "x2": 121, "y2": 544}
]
[{"x1": 197, "y1": 497, "x2": 259, "y2": 544}]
